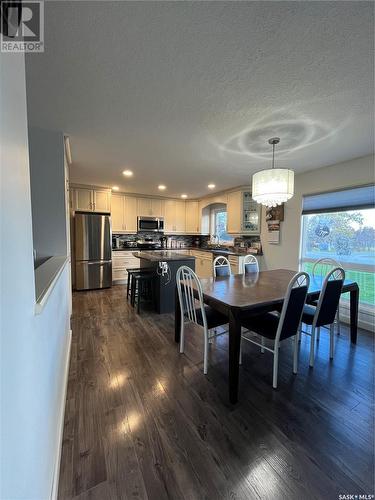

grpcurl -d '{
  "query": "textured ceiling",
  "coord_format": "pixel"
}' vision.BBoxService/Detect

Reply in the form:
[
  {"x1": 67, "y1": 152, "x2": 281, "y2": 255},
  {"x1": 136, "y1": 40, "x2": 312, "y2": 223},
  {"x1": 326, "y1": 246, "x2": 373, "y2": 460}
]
[{"x1": 25, "y1": 1, "x2": 374, "y2": 198}]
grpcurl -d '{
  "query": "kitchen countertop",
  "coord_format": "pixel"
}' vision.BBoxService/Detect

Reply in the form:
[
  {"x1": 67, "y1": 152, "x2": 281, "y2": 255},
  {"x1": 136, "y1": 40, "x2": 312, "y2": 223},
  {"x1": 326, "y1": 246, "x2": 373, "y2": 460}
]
[
  {"x1": 112, "y1": 247, "x2": 262, "y2": 257},
  {"x1": 132, "y1": 251, "x2": 195, "y2": 262}
]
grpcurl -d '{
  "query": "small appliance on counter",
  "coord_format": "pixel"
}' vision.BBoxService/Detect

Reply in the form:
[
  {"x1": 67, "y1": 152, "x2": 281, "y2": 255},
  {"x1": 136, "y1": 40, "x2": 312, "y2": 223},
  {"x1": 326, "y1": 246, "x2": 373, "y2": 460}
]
[
  {"x1": 112, "y1": 236, "x2": 121, "y2": 249},
  {"x1": 122, "y1": 240, "x2": 137, "y2": 249},
  {"x1": 160, "y1": 236, "x2": 168, "y2": 249},
  {"x1": 136, "y1": 237, "x2": 162, "y2": 250}
]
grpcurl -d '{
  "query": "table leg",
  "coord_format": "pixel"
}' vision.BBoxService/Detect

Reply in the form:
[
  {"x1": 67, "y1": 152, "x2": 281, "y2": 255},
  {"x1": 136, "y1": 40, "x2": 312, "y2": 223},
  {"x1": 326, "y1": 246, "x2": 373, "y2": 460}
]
[
  {"x1": 229, "y1": 310, "x2": 242, "y2": 404},
  {"x1": 349, "y1": 286, "x2": 359, "y2": 344},
  {"x1": 175, "y1": 285, "x2": 181, "y2": 343}
]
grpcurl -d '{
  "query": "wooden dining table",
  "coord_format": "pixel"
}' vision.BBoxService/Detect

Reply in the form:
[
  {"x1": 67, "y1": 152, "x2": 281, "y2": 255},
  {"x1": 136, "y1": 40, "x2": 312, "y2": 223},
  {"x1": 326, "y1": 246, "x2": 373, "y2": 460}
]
[{"x1": 174, "y1": 268, "x2": 359, "y2": 404}]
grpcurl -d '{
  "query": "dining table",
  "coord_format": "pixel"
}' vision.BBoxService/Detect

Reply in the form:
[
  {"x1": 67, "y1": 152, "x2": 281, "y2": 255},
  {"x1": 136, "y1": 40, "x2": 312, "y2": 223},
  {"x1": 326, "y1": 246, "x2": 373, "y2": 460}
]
[{"x1": 174, "y1": 268, "x2": 359, "y2": 404}]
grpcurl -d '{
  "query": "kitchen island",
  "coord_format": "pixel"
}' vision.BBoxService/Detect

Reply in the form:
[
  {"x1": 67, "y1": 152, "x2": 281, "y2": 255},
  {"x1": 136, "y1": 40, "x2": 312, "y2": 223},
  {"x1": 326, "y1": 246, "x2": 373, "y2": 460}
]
[{"x1": 132, "y1": 251, "x2": 195, "y2": 314}]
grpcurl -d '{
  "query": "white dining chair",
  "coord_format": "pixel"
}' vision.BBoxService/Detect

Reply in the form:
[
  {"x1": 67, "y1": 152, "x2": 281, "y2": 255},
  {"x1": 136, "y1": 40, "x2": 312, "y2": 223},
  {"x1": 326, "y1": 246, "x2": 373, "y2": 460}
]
[
  {"x1": 213, "y1": 255, "x2": 232, "y2": 277},
  {"x1": 312, "y1": 257, "x2": 342, "y2": 337},
  {"x1": 239, "y1": 272, "x2": 310, "y2": 389},
  {"x1": 176, "y1": 266, "x2": 228, "y2": 374},
  {"x1": 243, "y1": 254, "x2": 259, "y2": 274}
]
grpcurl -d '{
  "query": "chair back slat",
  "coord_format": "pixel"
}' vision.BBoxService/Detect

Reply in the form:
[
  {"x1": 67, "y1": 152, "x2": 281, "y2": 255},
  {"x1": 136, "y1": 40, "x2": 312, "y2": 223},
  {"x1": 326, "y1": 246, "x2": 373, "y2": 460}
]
[
  {"x1": 243, "y1": 255, "x2": 259, "y2": 274},
  {"x1": 213, "y1": 256, "x2": 231, "y2": 277},
  {"x1": 312, "y1": 258, "x2": 341, "y2": 278},
  {"x1": 314, "y1": 267, "x2": 345, "y2": 327},
  {"x1": 277, "y1": 272, "x2": 310, "y2": 341},
  {"x1": 176, "y1": 266, "x2": 206, "y2": 328}
]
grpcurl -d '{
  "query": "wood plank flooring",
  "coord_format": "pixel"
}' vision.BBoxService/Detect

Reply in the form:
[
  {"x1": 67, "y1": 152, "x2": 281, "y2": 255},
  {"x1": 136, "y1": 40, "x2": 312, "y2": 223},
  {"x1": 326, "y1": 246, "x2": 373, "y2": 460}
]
[{"x1": 58, "y1": 285, "x2": 374, "y2": 500}]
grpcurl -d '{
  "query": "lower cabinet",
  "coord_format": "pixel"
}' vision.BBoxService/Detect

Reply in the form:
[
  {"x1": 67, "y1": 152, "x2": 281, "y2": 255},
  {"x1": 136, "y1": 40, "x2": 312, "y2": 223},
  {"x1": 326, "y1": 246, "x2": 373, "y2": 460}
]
[
  {"x1": 112, "y1": 251, "x2": 140, "y2": 284},
  {"x1": 190, "y1": 250, "x2": 213, "y2": 278}
]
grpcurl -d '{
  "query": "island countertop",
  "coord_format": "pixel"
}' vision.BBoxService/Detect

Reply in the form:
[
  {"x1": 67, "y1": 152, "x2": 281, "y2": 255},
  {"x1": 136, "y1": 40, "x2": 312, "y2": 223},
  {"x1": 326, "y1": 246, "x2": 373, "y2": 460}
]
[{"x1": 132, "y1": 251, "x2": 195, "y2": 262}]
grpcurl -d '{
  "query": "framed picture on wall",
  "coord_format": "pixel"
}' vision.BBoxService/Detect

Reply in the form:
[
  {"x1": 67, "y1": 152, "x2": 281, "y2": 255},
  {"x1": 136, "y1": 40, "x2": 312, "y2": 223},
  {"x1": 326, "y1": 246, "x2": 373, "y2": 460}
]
[{"x1": 265, "y1": 204, "x2": 284, "y2": 222}]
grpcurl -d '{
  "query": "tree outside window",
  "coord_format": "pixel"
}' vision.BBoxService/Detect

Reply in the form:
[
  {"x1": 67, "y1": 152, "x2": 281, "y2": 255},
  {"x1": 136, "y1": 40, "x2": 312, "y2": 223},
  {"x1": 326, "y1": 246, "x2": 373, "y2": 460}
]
[
  {"x1": 214, "y1": 210, "x2": 233, "y2": 243},
  {"x1": 300, "y1": 209, "x2": 375, "y2": 307}
]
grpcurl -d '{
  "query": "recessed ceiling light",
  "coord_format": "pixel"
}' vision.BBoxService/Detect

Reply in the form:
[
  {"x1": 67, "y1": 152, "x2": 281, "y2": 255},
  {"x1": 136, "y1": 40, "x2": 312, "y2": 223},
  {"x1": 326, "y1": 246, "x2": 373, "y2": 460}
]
[
  {"x1": 181, "y1": 194, "x2": 188, "y2": 198},
  {"x1": 158, "y1": 184, "x2": 166, "y2": 190},
  {"x1": 208, "y1": 183, "x2": 216, "y2": 189},
  {"x1": 122, "y1": 170, "x2": 133, "y2": 177},
  {"x1": 112, "y1": 186, "x2": 119, "y2": 191}
]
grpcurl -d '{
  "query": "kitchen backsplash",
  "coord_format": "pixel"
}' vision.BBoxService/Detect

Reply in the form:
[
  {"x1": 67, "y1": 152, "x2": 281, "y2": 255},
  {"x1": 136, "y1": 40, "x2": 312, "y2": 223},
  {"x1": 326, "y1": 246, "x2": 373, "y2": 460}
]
[
  {"x1": 112, "y1": 233, "x2": 208, "y2": 248},
  {"x1": 112, "y1": 233, "x2": 261, "y2": 251}
]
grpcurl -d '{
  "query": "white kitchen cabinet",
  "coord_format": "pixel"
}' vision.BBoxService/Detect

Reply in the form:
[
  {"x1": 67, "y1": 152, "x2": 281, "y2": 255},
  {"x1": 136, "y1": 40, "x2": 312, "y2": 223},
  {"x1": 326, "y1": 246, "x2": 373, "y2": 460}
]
[
  {"x1": 124, "y1": 196, "x2": 137, "y2": 232},
  {"x1": 111, "y1": 194, "x2": 124, "y2": 232},
  {"x1": 227, "y1": 191, "x2": 242, "y2": 234},
  {"x1": 164, "y1": 200, "x2": 186, "y2": 233},
  {"x1": 73, "y1": 188, "x2": 92, "y2": 211},
  {"x1": 93, "y1": 189, "x2": 111, "y2": 212},
  {"x1": 227, "y1": 190, "x2": 261, "y2": 235},
  {"x1": 72, "y1": 187, "x2": 111, "y2": 213},
  {"x1": 151, "y1": 198, "x2": 164, "y2": 217},
  {"x1": 185, "y1": 201, "x2": 200, "y2": 234},
  {"x1": 137, "y1": 197, "x2": 164, "y2": 217},
  {"x1": 137, "y1": 197, "x2": 151, "y2": 216},
  {"x1": 112, "y1": 250, "x2": 140, "y2": 283},
  {"x1": 191, "y1": 250, "x2": 213, "y2": 278},
  {"x1": 111, "y1": 194, "x2": 137, "y2": 233},
  {"x1": 175, "y1": 201, "x2": 186, "y2": 232}
]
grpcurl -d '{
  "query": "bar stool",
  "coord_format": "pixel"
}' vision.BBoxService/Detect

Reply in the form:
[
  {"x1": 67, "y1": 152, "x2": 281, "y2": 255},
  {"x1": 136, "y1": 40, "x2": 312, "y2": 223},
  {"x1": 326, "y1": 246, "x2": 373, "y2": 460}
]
[
  {"x1": 126, "y1": 267, "x2": 153, "y2": 300},
  {"x1": 130, "y1": 272, "x2": 155, "y2": 314}
]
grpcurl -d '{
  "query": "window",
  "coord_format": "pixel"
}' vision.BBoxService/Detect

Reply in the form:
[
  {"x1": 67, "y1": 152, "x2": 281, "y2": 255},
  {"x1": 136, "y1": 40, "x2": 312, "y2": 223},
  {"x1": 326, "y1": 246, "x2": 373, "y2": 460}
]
[
  {"x1": 213, "y1": 209, "x2": 233, "y2": 243},
  {"x1": 300, "y1": 208, "x2": 375, "y2": 308}
]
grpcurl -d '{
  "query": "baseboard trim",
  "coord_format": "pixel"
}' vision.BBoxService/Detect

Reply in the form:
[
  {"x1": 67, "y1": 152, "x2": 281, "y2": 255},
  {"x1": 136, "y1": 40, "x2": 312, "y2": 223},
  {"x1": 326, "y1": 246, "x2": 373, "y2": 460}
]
[{"x1": 50, "y1": 328, "x2": 72, "y2": 500}]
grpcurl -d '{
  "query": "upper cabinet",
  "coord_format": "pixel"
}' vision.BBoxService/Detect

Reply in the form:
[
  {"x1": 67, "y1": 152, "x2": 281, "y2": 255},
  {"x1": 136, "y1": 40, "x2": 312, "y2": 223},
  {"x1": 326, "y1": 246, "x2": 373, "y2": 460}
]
[
  {"x1": 227, "y1": 190, "x2": 261, "y2": 234},
  {"x1": 164, "y1": 199, "x2": 186, "y2": 233},
  {"x1": 111, "y1": 194, "x2": 137, "y2": 233},
  {"x1": 227, "y1": 191, "x2": 242, "y2": 234},
  {"x1": 72, "y1": 187, "x2": 111, "y2": 213},
  {"x1": 137, "y1": 197, "x2": 164, "y2": 217},
  {"x1": 185, "y1": 201, "x2": 200, "y2": 234}
]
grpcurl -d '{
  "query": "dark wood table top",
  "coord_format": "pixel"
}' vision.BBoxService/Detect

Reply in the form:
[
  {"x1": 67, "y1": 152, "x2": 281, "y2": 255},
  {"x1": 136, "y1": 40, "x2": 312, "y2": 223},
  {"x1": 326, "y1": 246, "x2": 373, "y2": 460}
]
[{"x1": 193, "y1": 269, "x2": 357, "y2": 312}]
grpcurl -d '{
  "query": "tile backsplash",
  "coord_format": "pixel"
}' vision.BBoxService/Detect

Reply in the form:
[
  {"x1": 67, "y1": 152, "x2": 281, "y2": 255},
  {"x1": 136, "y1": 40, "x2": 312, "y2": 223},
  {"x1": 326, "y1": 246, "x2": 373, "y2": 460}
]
[
  {"x1": 112, "y1": 232, "x2": 261, "y2": 252},
  {"x1": 112, "y1": 233, "x2": 208, "y2": 248}
]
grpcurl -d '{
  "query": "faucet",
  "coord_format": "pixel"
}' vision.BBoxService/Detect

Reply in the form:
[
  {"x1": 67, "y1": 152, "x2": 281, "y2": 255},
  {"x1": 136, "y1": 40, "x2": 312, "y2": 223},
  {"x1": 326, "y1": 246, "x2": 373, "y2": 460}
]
[{"x1": 211, "y1": 234, "x2": 220, "y2": 246}]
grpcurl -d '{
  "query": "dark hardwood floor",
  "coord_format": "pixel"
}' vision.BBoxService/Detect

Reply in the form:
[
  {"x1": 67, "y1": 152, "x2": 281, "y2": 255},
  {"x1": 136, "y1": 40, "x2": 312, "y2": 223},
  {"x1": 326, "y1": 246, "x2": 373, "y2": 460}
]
[{"x1": 58, "y1": 285, "x2": 374, "y2": 500}]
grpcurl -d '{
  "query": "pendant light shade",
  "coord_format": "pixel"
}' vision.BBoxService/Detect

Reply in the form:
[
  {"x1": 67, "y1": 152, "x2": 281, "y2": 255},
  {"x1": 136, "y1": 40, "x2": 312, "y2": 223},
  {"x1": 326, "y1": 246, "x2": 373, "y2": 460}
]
[{"x1": 252, "y1": 138, "x2": 295, "y2": 208}]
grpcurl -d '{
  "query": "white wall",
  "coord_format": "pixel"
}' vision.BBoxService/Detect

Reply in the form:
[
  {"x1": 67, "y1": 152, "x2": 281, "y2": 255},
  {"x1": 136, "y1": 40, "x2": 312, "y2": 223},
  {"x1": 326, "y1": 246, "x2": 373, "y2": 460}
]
[
  {"x1": 28, "y1": 127, "x2": 67, "y2": 265},
  {"x1": 260, "y1": 154, "x2": 374, "y2": 271},
  {"x1": 0, "y1": 51, "x2": 71, "y2": 499}
]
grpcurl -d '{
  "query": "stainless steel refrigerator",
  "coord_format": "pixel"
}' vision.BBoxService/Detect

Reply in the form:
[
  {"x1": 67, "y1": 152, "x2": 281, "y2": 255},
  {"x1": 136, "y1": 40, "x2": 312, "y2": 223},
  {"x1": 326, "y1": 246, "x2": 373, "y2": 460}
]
[{"x1": 74, "y1": 212, "x2": 112, "y2": 290}]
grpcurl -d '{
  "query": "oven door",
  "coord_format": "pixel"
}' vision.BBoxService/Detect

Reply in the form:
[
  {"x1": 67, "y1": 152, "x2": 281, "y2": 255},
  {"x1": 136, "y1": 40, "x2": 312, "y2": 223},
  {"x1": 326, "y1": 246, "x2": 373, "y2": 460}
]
[{"x1": 138, "y1": 217, "x2": 159, "y2": 232}]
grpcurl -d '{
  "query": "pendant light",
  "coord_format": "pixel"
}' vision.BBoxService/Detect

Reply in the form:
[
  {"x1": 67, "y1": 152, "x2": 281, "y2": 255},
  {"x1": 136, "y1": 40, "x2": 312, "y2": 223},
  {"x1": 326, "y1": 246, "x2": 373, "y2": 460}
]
[{"x1": 252, "y1": 137, "x2": 294, "y2": 207}]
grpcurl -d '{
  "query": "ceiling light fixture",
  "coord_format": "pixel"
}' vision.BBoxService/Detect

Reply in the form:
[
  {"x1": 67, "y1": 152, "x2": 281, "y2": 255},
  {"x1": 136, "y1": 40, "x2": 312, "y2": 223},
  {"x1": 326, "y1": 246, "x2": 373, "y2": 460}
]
[
  {"x1": 181, "y1": 194, "x2": 187, "y2": 198},
  {"x1": 252, "y1": 137, "x2": 294, "y2": 207},
  {"x1": 208, "y1": 183, "x2": 216, "y2": 189},
  {"x1": 158, "y1": 184, "x2": 166, "y2": 190},
  {"x1": 112, "y1": 186, "x2": 119, "y2": 191},
  {"x1": 122, "y1": 170, "x2": 133, "y2": 177}
]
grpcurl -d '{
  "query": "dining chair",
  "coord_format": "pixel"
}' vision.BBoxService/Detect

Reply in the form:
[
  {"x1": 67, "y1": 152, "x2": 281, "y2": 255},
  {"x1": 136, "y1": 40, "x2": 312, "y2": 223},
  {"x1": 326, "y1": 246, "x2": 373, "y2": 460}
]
[
  {"x1": 300, "y1": 267, "x2": 345, "y2": 367},
  {"x1": 239, "y1": 272, "x2": 310, "y2": 389},
  {"x1": 213, "y1": 255, "x2": 231, "y2": 277},
  {"x1": 176, "y1": 266, "x2": 228, "y2": 374},
  {"x1": 243, "y1": 254, "x2": 259, "y2": 274},
  {"x1": 312, "y1": 257, "x2": 342, "y2": 337}
]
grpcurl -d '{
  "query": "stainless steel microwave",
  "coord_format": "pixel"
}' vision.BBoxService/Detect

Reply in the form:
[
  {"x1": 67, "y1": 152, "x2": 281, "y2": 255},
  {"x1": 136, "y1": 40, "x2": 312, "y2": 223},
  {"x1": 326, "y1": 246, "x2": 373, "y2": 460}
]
[{"x1": 137, "y1": 216, "x2": 164, "y2": 233}]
